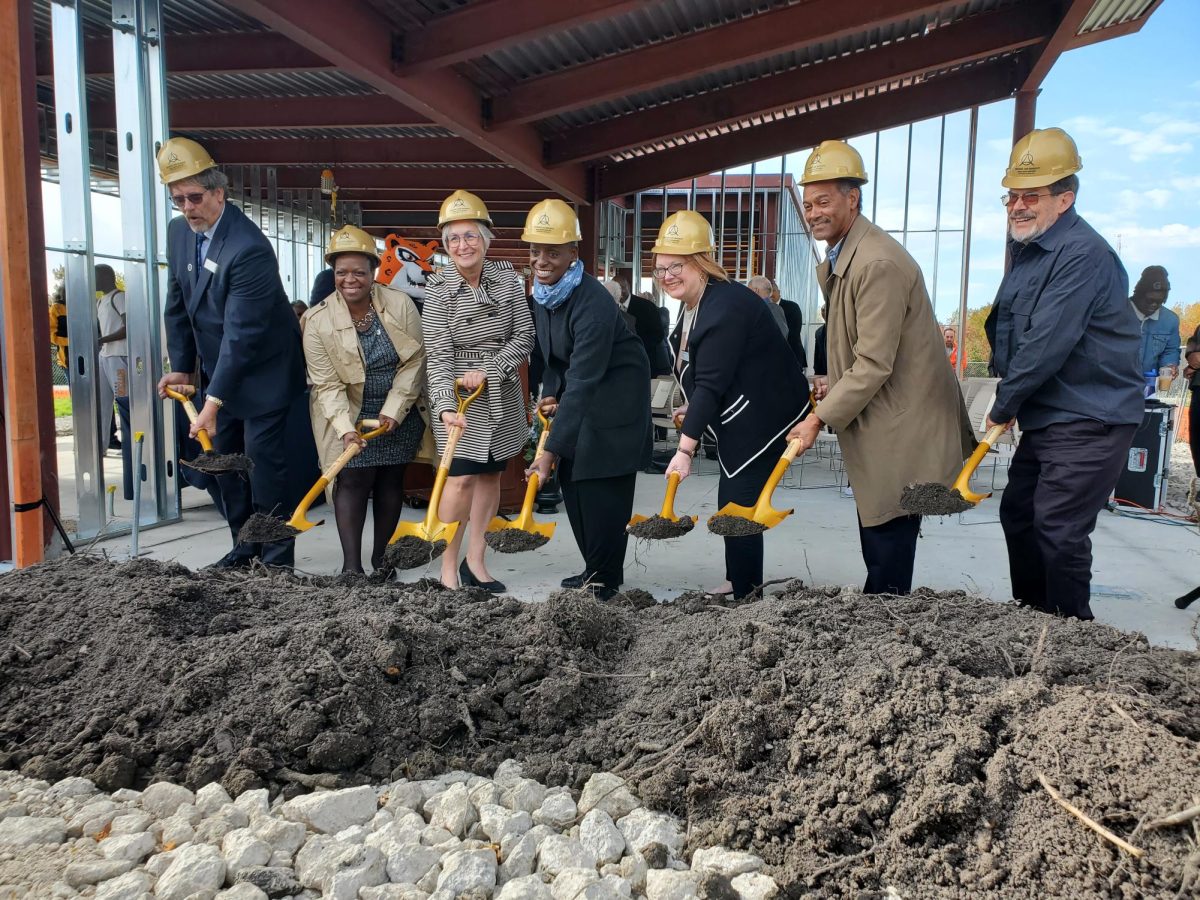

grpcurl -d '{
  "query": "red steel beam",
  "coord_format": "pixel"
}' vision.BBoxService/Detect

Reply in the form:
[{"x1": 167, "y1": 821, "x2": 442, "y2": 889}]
[
  {"x1": 205, "y1": 137, "x2": 494, "y2": 166},
  {"x1": 88, "y1": 95, "x2": 429, "y2": 131},
  {"x1": 35, "y1": 32, "x2": 334, "y2": 79},
  {"x1": 271, "y1": 166, "x2": 545, "y2": 192},
  {"x1": 397, "y1": 0, "x2": 644, "y2": 73},
  {"x1": 223, "y1": 0, "x2": 588, "y2": 201},
  {"x1": 597, "y1": 56, "x2": 1027, "y2": 200},
  {"x1": 549, "y1": 2, "x2": 1051, "y2": 165},
  {"x1": 489, "y1": 0, "x2": 954, "y2": 128},
  {"x1": 1020, "y1": 0, "x2": 1094, "y2": 91}
]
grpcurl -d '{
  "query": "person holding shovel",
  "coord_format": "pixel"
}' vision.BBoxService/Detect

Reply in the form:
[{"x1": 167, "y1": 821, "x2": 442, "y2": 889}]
[
  {"x1": 155, "y1": 137, "x2": 306, "y2": 570},
  {"x1": 786, "y1": 140, "x2": 971, "y2": 596},
  {"x1": 522, "y1": 200, "x2": 651, "y2": 601},
  {"x1": 984, "y1": 128, "x2": 1142, "y2": 620},
  {"x1": 302, "y1": 225, "x2": 432, "y2": 575},
  {"x1": 422, "y1": 190, "x2": 535, "y2": 591},
  {"x1": 658, "y1": 211, "x2": 808, "y2": 601}
]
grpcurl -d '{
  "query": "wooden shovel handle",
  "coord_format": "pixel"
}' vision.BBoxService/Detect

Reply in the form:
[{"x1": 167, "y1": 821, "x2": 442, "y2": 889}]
[{"x1": 165, "y1": 386, "x2": 214, "y2": 453}]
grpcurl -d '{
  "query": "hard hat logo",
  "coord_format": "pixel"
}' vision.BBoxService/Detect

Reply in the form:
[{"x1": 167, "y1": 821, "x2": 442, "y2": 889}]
[
  {"x1": 537, "y1": 213, "x2": 551, "y2": 227},
  {"x1": 1019, "y1": 151, "x2": 1035, "y2": 167},
  {"x1": 666, "y1": 225, "x2": 680, "y2": 239}
]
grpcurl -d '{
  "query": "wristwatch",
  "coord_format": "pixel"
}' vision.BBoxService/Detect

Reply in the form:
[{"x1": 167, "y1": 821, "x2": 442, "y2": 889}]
[{"x1": 206, "y1": 395, "x2": 224, "y2": 409}]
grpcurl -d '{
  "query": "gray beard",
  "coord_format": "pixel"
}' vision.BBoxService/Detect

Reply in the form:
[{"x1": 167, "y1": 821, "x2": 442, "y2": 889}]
[{"x1": 1009, "y1": 220, "x2": 1048, "y2": 244}]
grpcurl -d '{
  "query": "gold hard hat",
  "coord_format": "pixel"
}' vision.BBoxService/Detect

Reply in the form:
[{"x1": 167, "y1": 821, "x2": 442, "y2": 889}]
[
  {"x1": 520, "y1": 199, "x2": 581, "y2": 244},
  {"x1": 325, "y1": 225, "x2": 380, "y2": 268},
  {"x1": 156, "y1": 137, "x2": 218, "y2": 185},
  {"x1": 651, "y1": 210, "x2": 715, "y2": 256},
  {"x1": 438, "y1": 189, "x2": 493, "y2": 227},
  {"x1": 1002, "y1": 128, "x2": 1082, "y2": 189},
  {"x1": 799, "y1": 140, "x2": 869, "y2": 185}
]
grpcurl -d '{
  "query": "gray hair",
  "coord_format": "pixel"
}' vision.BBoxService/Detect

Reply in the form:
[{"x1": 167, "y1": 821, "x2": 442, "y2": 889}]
[
  {"x1": 193, "y1": 167, "x2": 230, "y2": 194},
  {"x1": 441, "y1": 222, "x2": 494, "y2": 255},
  {"x1": 836, "y1": 179, "x2": 864, "y2": 212},
  {"x1": 1050, "y1": 173, "x2": 1079, "y2": 200},
  {"x1": 747, "y1": 275, "x2": 772, "y2": 297},
  {"x1": 600, "y1": 279, "x2": 622, "y2": 302}
]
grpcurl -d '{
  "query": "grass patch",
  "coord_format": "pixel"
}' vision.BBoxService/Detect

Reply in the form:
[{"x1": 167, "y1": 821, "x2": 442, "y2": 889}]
[{"x1": 53, "y1": 397, "x2": 71, "y2": 418}]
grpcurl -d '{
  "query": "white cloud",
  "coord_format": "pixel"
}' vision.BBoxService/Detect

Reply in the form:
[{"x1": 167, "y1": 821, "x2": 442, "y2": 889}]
[
  {"x1": 1172, "y1": 175, "x2": 1200, "y2": 192},
  {"x1": 1062, "y1": 113, "x2": 1200, "y2": 162},
  {"x1": 1097, "y1": 222, "x2": 1200, "y2": 262}
]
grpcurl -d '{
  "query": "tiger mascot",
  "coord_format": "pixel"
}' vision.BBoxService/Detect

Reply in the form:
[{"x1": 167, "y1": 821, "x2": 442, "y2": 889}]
[{"x1": 376, "y1": 234, "x2": 439, "y2": 311}]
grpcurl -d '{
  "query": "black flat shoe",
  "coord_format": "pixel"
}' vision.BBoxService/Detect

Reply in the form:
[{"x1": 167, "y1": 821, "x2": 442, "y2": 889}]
[
  {"x1": 561, "y1": 571, "x2": 595, "y2": 589},
  {"x1": 460, "y1": 558, "x2": 506, "y2": 593},
  {"x1": 206, "y1": 550, "x2": 256, "y2": 571}
]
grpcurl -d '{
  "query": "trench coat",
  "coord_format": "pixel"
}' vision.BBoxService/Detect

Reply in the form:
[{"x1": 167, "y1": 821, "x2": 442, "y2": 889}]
[
  {"x1": 302, "y1": 283, "x2": 434, "y2": 476},
  {"x1": 815, "y1": 215, "x2": 972, "y2": 527}
]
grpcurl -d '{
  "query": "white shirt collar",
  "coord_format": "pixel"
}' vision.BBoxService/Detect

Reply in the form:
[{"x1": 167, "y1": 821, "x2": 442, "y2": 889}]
[
  {"x1": 1132, "y1": 304, "x2": 1160, "y2": 323},
  {"x1": 202, "y1": 205, "x2": 226, "y2": 243}
]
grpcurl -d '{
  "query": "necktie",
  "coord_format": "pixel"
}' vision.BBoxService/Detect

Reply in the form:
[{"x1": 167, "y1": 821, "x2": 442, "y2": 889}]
[{"x1": 196, "y1": 233, "x2": 206, "y2": 273}]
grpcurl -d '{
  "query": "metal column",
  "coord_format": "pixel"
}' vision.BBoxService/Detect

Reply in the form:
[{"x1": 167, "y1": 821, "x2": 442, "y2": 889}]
[
  {"x1": 632, "y1": 192, "x2": 642, "y2": 290},
  {"x1": 112, "y1": 0, "x2": 180, "y2": 531},
  {"x1": 957, "y1": 107, "x2": 979, "y2": 379},
  {"x1": 747, "y1": 162, "x2": 757, "y2": 279},
  {"x1": 930, "y1": 116, "x2": 946, "y2": 310},
  {"x1": 51, "y1": 0, "x2": 104, "y2": 537}
]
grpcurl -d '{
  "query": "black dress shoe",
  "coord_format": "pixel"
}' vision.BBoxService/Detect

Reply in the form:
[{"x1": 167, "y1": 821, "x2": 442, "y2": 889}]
[
  {"x1": 561, "y1": 571, "x2": 595, "y2": 589},
  {"x1": 460, "y1": 558, "x2": 506, "y2": 593},
  {"x1": 206, "y1": 550, "x2": 256, "y2": 571},
  {"x1": 589, "y1": 585, "x2": 619, "y2": 602}
]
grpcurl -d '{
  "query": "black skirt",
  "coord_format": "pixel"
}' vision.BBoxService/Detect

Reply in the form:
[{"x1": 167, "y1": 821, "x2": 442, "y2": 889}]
[{"x1": 448, "y1": 453, "x2": 510, "y2": 476}]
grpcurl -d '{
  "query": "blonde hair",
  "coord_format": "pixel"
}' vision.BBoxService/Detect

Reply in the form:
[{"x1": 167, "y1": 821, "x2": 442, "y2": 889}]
[{"x1": 690, "y1": 252, "x2": 729, "y2": 282}]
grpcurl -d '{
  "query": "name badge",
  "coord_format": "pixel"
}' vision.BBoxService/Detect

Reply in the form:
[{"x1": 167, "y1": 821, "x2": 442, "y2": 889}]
[{"x1": 203, "y1": 257, "x2": 219, "y2": 274}]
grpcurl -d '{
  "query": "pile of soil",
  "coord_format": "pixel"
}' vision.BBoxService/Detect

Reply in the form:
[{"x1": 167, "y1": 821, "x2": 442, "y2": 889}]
[
  {"x1": 707, "y1": 514, "x2": 767, "y2": 536},
  {"x1": 383, "y1": 535, "x2": 448, "y2": 570},
  {"x1": 484, "y1": 529, "x2": 552, "y2": 553},
  {"x1": 181, "y1": 452, "x2": 253, "y2": 475},
  {"x1": 900, "y1": 482, "x2": 975, "y2": 516},
  {"x1": 236, "y1": 512, "x2": 299, "y2": 544},
  {"x1": 626, "y1": 515, "x2": 696, "y2": 540},
  {"x1": 1, "y1": 556, "x2": 1198, "y2": 898}
]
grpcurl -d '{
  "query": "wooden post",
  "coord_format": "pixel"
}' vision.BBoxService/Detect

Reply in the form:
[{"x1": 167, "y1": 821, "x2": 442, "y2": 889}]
[{"x1": 0, "y1": 0, "x2": 50, "y2": 565}]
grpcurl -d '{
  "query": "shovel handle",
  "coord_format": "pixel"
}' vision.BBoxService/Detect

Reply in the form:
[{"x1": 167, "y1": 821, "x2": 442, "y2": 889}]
[
  {"x1": 782, "y1": 437, "x2": 804, "y2": 463},
  {"x1": 165, "y1": 386, "x2": 214, "y2": 453},
  {"x1": 533, "y1": 413, "x2": 552, "y2": 462},
  {"x1": 660, "y1": 471, "x2": 682, "y2": 518},
  {"x1": 455, "y1": 378, "x2": 485, "y2": 415}
]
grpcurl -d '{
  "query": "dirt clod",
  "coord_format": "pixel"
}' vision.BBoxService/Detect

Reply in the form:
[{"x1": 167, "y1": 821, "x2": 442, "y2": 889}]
[
  {"x1": 236, "y1": 513, "x2": 299, "y2": 544},
  {"x1": 627, "y1": 515, "x2": 696, "y2": 540},
  {"x1": 900, "y1": 481, "x2": 974, "y2": 515},
  {"x1": 382, "y1": 536, "x2": 448, "y2": 570},
  {"x1": 484, "y1": 529, "x2": 551, "y2": 553},
  {"x1": 181, "y1": 452, "x2": 254, "y2": 475},
  {"x1": 1, "y1": 556, "x2": 1198, "y2": 898},
  {"x1": 707, "y1": 514, "x2": 767, "y2": 536}
]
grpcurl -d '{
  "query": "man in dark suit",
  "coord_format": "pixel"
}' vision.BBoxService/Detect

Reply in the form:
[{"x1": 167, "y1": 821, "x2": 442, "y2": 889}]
[
  {"x1": 616, "y1": 275, "x2": 670, "y2": 376},
  {"x1": 777, "y1": 291, "x2": 809, "y2": 373},
  {"x1": 155, "y1": 137, "x2": 306, "y2": 569}
]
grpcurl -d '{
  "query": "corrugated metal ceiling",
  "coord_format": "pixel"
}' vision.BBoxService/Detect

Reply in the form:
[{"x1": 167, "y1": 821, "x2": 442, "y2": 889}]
[
  {"x1": 1078, "y1": 0, "x2": 1159, "y2": 34},
  {"x1": 32, "y1": 0, "x2": 267, "y2": 37}
]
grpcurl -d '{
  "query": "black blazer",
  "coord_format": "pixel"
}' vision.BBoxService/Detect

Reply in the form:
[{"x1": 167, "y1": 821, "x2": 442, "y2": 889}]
[
  {"x1": 164, "y1": 203, "x2": 305, "y2": 419},
  {"x1": 780, "y1": 298, "x2": 808, "y2": 371},
  {"x1": 671, "y1": 280, "x2": 808, "y2": 478},
  {"x1": 534, "y1": 272, "x2": 651, "y2": 479}
]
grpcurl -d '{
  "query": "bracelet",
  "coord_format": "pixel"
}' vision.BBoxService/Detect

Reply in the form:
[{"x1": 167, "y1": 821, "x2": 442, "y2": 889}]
[
  {"x1": 206, "y1": 395, "x2": 224, "y2": 409},
  {"x1": 677, "y1": 447, "x2": 695, "y2": 459}
]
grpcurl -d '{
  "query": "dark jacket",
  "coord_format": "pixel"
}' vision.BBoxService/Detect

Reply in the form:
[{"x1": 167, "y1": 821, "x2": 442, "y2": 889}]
[
  {"x1": 165, "y1": 202, "x2": 305, "y2": 419},
  {"x1": 627, "y1": 294, "x2": 670, "y2": 376},
  {"x1": 985, "y1": 207, "x2": 1142, "y2": 429},
  {"x1": 813, "y1": 324, "x2": 827, "y2": 377},
  {"x1": 670, "y1": 280, "x2": 808, "y2": 478},
  {"x1": 780, "y1": 298, "x2": 808, "y2": 371},
  {"x1": 534, "y1": 272, "x2": 651, "y2": 479}
]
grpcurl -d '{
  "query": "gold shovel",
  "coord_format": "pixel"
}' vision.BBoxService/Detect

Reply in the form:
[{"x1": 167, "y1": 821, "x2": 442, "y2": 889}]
[
  {"x1": 384, "y1": 379, "x2": 483, "y2": 569},
  {"x1": 708, "y1": 437, "x2": 803, "y2": 536},
  {"x1": 900, "y1": 424, "x2": 1007, "y2": 515},
  {"x1": 236, "y1": 419, "x2": 386, "y2": 544},
  {"x1": 627, "y1": 471, "x2": 697, "y2": 539},
  {"x1": 484, "y1": 410, "x2": 556, "y2": 552},
  {"x1": 165, "y1": 385, "x2": 253, "y2": 474}
]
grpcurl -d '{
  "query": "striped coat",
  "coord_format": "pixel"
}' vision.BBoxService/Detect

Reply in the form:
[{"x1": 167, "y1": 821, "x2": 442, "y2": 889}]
[{"x1": 422, "y1": 258, "x2": 535, "y2": 464}]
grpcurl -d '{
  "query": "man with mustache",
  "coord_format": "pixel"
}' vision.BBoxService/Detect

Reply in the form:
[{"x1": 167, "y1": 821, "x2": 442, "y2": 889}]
[{"x1": 984, "y1": 128, "x2": 1142, "y2": 620}]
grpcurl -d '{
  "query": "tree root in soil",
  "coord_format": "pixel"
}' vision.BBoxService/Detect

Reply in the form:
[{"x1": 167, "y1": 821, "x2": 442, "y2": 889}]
[
  {"x1": 484, "y1": 530, "x2": 550, "y2": 553},
  {"x1": 382, "y1": 536, "x2": 447, "y2": 570},
  {"x1": 627, "y1": 515, "x2": 695, "y2": 540},
  {"x1": 236, "y1": 513, "x2": 300, "y2": 544},
  {"x1": 900, "y1": 481, "x2": 974, "y2": 515},
  {"x1": 707, "y1": 514, "x2": 767, "y2": 536},
  {"x1": 181, "y1": 452, "x2": 254, "y2": 475}
]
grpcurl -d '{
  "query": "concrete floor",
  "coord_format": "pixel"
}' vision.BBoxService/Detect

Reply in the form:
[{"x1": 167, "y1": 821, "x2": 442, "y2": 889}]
[{"x1": 60, "y1": 436, "x2": 1200, "y2": 652}]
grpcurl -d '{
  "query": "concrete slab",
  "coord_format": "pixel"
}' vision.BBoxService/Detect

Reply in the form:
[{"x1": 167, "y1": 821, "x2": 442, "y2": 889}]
[{"x1": 75, "y1": 444, "x2": 1200, "y2": 652}]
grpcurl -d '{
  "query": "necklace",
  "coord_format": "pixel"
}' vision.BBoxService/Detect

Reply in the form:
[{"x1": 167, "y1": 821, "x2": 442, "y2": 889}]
[{"x1": 351, "y1": 307, "x2": 375, "y2": 333}]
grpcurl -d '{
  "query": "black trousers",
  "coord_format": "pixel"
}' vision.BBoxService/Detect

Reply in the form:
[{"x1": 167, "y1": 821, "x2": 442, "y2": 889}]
[
  {"x1": 559, "y1": 458, "x2": 637, "y2": 589},
  {"x1": 212, "y1": 403, "x2": 295, "y2": 568},
  {"x1": 857, "y1": 512, "x2": 921, "y2": 595},
  {"x1": 718, "y1": 442, "x2": 784, "y2": 600},
  {"x1": 999, "y1": 420, "x2": 1136, "y2": 620},
  {"x1": 1190, "y1": 388, "x2": 1200, "y2": 478}
]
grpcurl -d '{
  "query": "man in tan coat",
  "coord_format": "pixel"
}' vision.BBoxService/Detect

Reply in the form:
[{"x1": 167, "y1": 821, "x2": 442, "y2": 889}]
[{"x1": 788, "y1": 140, "x2": 971, "y2": 594}]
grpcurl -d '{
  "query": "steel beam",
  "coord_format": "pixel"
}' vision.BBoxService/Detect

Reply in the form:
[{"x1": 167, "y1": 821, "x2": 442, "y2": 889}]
[
  {"x1": 1021, "y1": 0, "x2": 1094, "y2": 91},
  {"x1": 361, "y1": 211, "x2": 528, "y2": 228},
  {"x1": 548, "y1": 3, "x2": 1051, "y2": 165},
  {"x1": 1069, "y1": 0, "x2": 1164, "y2": 50},
  {"x1": 88, "y1": 94, "x2": 429, "y2": 131},
  {"x1": 204, "y1": 137, "x2": 495, "y2": 167},
  {"x1": 490, "y1": 0, "x2": 952, "y2": 127},
  {"x1": 597, "y1": 57, "x2": 1027, "y2": 199},
  {"x1": 36, "y1": 31, "x2": 333, "y2": 78},
  {"x1": 271, "y1": 166, "x2": 546, "y2": 192},
  {"x1": 397, "y1": 0, "x2": 643, "y2": 72},
  {"x1": 223, "y1": 0, "x2": 588, "y2": 201}
]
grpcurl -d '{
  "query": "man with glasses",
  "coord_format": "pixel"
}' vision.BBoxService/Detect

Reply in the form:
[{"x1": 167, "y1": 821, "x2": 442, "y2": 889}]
[
  {"x1": 155, "y1": 137, "x2": 305, "y2": 570},
  {"x1": 984, "y1": 128, "x2": 1142, "y2": 620}
]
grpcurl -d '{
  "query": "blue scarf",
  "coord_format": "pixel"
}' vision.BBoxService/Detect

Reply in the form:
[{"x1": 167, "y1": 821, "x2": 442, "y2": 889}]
[{"x1": 532, "y1": 260, "x2": 583, "y2": 310}]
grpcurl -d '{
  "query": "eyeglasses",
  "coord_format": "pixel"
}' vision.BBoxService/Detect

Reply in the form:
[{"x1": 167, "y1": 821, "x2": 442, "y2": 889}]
[
  {"x1": 445, "y1": 232, "x2": 482, "y2": 248},
  {"x1": 651, "y1": 262, "x2": 685, "y2": 279},
  {"x1": 170, "y1": 189, "x2": 209, "y2": 209},
  {"x1": 1001, "y1": 191, "x2": 1058, "y2": 208}
]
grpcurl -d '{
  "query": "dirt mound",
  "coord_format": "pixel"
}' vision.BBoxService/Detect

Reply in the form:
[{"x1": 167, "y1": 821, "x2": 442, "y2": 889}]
[{"x1": 1, "y1": 556, "x2": 1198, "y2": 897}]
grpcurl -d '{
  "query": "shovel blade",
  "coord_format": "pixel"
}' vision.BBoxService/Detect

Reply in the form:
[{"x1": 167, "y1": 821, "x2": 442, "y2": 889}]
[
  {"x1": 627, "y1": 513, "x2": 650, "y2": 527},
  {"x1": 715, "y1": 500, "x2": 792, "y2": 530},
  {"x1": 286, "y1": 510, "x2": 320, "y2": 533},
  {"x1": 950, "y1": 472, "x2": 992, "y2": 505},
  {"x1": 485, "y1": 515, "x2": 555, "y2": 540},
  {"x1": 390, "y1": 519, "x2": 460, "y2": 546}
]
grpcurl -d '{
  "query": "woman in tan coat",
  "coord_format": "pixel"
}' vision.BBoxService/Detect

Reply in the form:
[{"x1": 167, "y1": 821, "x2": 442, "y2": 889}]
[{"x1": 303, "y1": 225, "x2": 431, "y2": 574}]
